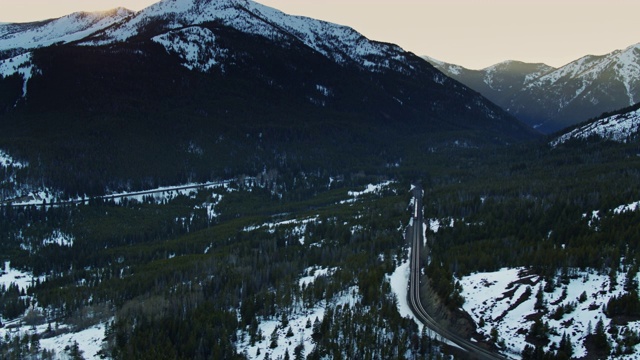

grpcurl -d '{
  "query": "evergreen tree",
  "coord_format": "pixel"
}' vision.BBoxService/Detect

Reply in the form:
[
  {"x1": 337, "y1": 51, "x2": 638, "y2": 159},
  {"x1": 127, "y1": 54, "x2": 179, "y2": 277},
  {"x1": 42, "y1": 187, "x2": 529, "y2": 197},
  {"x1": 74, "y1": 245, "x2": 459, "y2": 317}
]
[
  {"x1": 293, "y1": 343, "x2": 305, "y2": 360},
  {"x1": 269, "y1": 327, "x2": 279, "y2": 349}
]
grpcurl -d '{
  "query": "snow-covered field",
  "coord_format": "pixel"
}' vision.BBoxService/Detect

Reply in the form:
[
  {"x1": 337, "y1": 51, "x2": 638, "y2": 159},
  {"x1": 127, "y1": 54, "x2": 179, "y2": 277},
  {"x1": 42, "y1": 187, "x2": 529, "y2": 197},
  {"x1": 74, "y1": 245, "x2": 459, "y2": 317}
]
[
  {"x1": 244, "y1": 216, "x2": 318, "y2": 245},
  {"x1": 236, "y1": 266, "x2": 360, "y2": 360},
  {"x1": 459, "y1": 267, "x2": 640, "y2": 359},
  {"x1": 1, "y1": 261, "x2": 106, "y2": 358},
  {"x1": 38, "y1": 322, "x2": 108, "y2": 359},
  {"x1": 0, "y1": 261, "x2": 44, "y2": 292}
]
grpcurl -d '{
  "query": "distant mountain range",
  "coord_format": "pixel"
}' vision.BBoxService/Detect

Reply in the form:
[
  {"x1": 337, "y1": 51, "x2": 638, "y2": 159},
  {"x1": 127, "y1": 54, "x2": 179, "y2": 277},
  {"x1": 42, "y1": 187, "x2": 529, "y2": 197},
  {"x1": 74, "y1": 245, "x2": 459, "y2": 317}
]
[
  {"x1": 426, "y1": 43, "x2": 640, "y2": 133},
  {"x1": 0, "y1": 0, "x2": 536, "y2": 196}
]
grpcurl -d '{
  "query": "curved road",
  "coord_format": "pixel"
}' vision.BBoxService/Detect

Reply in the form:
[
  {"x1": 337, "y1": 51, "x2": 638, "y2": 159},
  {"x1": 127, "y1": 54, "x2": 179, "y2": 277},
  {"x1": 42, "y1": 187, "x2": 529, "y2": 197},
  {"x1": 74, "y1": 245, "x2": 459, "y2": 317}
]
[{"x1": 408, "y1": 185, "x2": 507, "y2": 360}]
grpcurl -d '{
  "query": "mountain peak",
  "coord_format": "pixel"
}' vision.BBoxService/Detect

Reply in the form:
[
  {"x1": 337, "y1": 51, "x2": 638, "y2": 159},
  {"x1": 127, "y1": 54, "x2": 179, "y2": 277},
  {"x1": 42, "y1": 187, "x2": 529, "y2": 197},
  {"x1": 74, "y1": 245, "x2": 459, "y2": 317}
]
[
  {"x1": 483, "y1": 60, "x2": 554, "y2": 72},
  {"x1": 0, "y1": 8, "x2": 133, "y2": 56},
  {"x1": 83, "y1": 0, "x2": 412, "y2": 73}
]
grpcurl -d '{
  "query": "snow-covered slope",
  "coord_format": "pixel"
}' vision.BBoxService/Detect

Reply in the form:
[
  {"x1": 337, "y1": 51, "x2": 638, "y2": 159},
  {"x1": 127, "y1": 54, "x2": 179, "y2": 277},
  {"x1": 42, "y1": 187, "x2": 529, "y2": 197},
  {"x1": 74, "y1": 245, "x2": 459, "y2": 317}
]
[
  {"x1": 551, "y1": 106, "x2": 640, "y2": 146},
  {"x1": 84, "y1": 0, "x2": 412, "y2": 72},
  {"x1": 456, "y1": 198, "x2": 640, "y2": 358},
  {"x1": 460, "y1": 267, "x2": 640, "y2": 358},
  {"x1": 0, "y1": 52, "x2": 39, "y2": 98},
  {"x1": 151, "y1": 26, "x2": 227, "y2": 72},
  {"x1": 0, "y1": 8, "x2": 133, "y2": 56},
  {"x1": 527, "y1": 43, "x2": 640, "y2": 106}
]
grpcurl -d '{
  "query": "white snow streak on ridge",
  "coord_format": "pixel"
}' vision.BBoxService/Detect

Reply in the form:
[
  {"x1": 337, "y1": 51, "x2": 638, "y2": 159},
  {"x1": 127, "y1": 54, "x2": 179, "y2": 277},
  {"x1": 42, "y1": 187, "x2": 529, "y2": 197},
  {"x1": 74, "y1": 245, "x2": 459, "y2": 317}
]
[
  {"x1": 551, "y1": 108, "x2": 640, "y2": 146},
  {"x1": 340, "y1": 180, "x2": 395, "y2": 204},
  {"x1": 0, "y1": 52, "x2": 38, "y2": 98},
  {"x1": 152, "y1": 27, "x2": 226, "y2": 72},
  {"x1": 0, "y1": 149, "x2": 26, "y2": 168},
  {"x1": 0, "y1": 9, "x2": 132, "y2": 51},
  {"x1": 243, "y1": 216, "x2": 318, "y2": 245},
  {"x1": 614, "y1": 200, "x2": 640, "y2": 214},
  {"x1": 616, "y1": 45, "x2": 640, "y2": 105}
]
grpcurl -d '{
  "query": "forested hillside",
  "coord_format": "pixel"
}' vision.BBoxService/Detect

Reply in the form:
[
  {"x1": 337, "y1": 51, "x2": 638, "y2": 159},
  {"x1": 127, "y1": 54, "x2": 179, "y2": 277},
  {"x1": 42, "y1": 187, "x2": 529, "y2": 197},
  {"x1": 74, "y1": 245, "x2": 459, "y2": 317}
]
[
  {"x1": 1, "y1": 129, "x2": 640, "y2": 358},
  {"x1": 0, "y1": 0, "x2": 536, "y2": 200}
]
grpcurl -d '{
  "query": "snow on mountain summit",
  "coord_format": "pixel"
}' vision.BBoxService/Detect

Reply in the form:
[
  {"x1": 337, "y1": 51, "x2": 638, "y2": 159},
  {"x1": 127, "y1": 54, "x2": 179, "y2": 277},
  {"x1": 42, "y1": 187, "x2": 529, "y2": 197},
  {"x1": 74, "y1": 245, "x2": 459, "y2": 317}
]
[
  {"x1": 84, "y1": 0, "x2": 412, "y2": 72},
  {"x1": 526, "y1": 43, "x2": 640, "y2": 107},
  {"x1": 0, "y1": 8, "x2": 133, "y2": 54},
  {"x1": 427, "y1": 42, "x2": 640, "y2": 133}
]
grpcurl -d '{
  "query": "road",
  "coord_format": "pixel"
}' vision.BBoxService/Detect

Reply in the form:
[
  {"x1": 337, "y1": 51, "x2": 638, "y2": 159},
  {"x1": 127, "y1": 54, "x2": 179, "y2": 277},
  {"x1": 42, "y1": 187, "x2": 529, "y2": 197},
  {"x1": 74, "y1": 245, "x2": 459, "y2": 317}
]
[
  {"x1": 408, "y1": 185, "x2": 507, "y2": 360},
  {"x1": 2, "y1": 180, "x2": 236, "y2": 208}
]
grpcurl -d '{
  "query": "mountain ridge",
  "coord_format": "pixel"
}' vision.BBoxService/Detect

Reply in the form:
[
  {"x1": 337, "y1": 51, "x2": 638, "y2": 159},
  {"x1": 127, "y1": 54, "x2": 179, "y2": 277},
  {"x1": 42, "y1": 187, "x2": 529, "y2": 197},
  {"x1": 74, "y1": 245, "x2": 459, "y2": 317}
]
[
  {"x1": 551, "y1": 102, "x2": 640, "y2": 146},
  {"x1": 80, "y1": 0, "x2": 418, "y2": 74},
  {"x1": 0, "y1": 0, "x2": 537, "y2": 196},
  {"x1": 0, "y1": 8, "x2": 134, "y2": 59},
  {"x1": 426, "y1": 42, "x2": 640, "y2": 133}
]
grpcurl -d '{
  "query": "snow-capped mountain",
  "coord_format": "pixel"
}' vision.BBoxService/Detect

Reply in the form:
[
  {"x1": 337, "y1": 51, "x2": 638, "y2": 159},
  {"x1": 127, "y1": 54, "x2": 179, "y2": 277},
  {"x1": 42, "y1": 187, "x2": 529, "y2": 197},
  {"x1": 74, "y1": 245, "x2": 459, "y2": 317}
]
[
  {"x1": 426, "y1": 43, "x2": 640, "y2": 133},
  {"x1": 0, "y1": 0, "x2": 537, "y2": 195},
  {"x1": 0, "y1": 8, "x2": 133, "y2": 58},
  {"x1": 551, "y1": 104, "x2": 640, "y2": 146},
  {"x1": 82, "y1": 0, "x2": 413, "y2": 73}
]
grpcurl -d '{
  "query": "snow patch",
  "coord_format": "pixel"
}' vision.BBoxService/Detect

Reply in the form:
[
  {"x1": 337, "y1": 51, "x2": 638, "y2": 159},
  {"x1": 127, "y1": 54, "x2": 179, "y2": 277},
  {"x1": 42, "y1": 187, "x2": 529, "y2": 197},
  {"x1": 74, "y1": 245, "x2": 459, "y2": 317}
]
[
  {"x1": 0, "y1": 261, "x2": 43, "y2": 293},
  {"x1": 42, "y1": 229, "x2": 75, "y2": 247},
  {"x1": 0, "y1": 52, "x2": 39, "y2": 98},
  {"x1": 39, "y1": 322, "x2": 108, "y2": 359},
  {"x1": 298, "y1": 266, "x2": 337, "y2": 288},
  {"x1": 614, "y1": 200, "x2": 640, "y2": 214},
  {"x1": 0, "y1": 149, "x2": 26, "y2": 168},
  {"x1": 340, "y1": 180, "x2": 395, "y2": 204},
  {"x1": 243, "y1": 216, "x2": 318, "y2": 245},
  {"x1": 152, "y1": 26, "x2": 227, "y2": 72}
]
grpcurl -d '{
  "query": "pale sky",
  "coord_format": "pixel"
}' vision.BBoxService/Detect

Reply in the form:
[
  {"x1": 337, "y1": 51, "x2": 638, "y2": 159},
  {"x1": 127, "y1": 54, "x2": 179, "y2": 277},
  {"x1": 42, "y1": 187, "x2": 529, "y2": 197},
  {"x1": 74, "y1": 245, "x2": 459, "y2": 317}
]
[{"x1": 2, "y1": 0, "x2": 639, "y2": 69}]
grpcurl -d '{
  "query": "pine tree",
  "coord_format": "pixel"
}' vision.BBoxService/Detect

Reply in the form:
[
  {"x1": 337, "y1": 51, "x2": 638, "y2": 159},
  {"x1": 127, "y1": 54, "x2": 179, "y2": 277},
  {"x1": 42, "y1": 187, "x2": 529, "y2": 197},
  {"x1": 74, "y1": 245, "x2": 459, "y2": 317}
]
[
  {"x1": 534, "y1": 286, "x2": 545, "y2": 311},
  {"x1": 592, "y1": 317, "x2": 610, "y2": 354},
  {"x1": 293, "y1": 343, "x2": 305, "y2": 360},
  {"x1": 269, "y1": 327, "x2": 278, "y2": 349},
  {"x1": 557, "y1": 332, "x2": 573, "y2": 359},
  {"x1": 67, "y1": 341, "x2": 85, "y2": 360}
]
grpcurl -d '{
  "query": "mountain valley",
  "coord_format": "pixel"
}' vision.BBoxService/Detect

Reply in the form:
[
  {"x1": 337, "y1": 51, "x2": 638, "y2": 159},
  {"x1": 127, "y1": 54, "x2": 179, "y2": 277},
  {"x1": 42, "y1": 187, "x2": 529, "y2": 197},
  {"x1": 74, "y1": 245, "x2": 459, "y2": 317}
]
[{"x1": 1, "y1": 1, "x2": 640, "y2": 359}]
